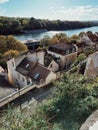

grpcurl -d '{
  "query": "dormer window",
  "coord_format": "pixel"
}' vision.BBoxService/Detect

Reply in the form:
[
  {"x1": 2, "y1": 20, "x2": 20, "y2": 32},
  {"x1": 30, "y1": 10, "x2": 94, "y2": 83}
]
[
  {"x1": 34, "y1": 73, "x2": 40, "y2": 79},
  {"x1": 12, "y1": 61, "x2": 14, "y2": 67},
  {"x1": 72, "y1": 47, "x2": 76, "y2": 53},
  {"x1": 36, "y1": 58, "x2": 39, "y2": 62},
  {"x1": 22, "y1": 77, "x2": 25, "y2": 82},
  {"x1": 25, "y1": 64, "x2": 29, "y2": 68},
  {"x1": 66, "y1": 49, "x2": 69, "y2": 55},
  {"x1": 18, "y1": 73, "x2": 20, "y2": 79}
]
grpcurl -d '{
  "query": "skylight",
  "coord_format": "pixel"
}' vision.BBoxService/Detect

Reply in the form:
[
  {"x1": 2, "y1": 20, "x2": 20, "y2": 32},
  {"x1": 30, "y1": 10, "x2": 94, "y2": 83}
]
[
  {"x1": 34, "y1": 73, "x2": 40, "y2": 79},
  {"x1": 25, "y1": 63, "x2": 29, "y2": 68}
]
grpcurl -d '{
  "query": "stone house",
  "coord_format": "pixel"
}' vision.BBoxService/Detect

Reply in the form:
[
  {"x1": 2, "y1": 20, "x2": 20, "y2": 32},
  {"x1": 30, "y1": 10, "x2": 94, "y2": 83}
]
[
  {"x1": 7, "y1": 50, "x2": 56, "y2": 88},
  {"x1": 84, "y1": 51, "x2": 98, "y2": 77},
  {"x1": 48, "y1": 43, "x2": 78, "y2": 69},
  {"x1": 7, "y1": 49, "x2": 45, "y2": 86}
]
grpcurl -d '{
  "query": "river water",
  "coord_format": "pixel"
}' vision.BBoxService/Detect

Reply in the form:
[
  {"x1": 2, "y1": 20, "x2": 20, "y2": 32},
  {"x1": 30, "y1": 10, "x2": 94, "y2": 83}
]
[{"x1": 14, "y1": 26, "x2": 98, "y2": 41}]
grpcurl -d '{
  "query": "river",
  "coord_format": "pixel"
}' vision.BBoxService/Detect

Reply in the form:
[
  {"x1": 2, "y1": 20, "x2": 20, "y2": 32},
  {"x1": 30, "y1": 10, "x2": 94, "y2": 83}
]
[{"x1": 14, "y1": 26, "x2": 98, "y2": 41}]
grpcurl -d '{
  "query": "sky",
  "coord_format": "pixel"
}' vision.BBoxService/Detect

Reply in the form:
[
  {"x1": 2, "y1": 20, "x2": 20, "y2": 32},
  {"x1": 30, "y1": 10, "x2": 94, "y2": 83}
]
[{"x1": 0, "y1": 0, "x2": 98, "y2": 21}]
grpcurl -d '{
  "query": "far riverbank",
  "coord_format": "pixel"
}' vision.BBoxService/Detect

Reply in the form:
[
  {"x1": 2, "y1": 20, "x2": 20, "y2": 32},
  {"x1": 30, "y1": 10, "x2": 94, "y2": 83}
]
[{"x1": 14, "y1": 26, "x2": 98, "y2": 41}]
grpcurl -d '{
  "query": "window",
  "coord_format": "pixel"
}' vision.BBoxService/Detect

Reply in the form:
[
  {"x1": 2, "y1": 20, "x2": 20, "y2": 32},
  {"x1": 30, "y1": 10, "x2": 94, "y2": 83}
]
[
  {"x1": 12, "y1": 61, "x2": 14, "y2": 67},
  {"x1": 45, "y1": 59, "x2": 47, "y2": 63},
  {"x1": 57, "y1": 57, "x2": 60, "y2": 62},
  {"x1": 72, "y1": 47, "x2": 76, "y2": 53},
  {"x1": 18, "y1": 73, "x2": 20, "y2": 79},
  {"x1": 50, "y1": 64, "x2": 52, "y2": 68},
  {"x1": 34, "y1": 73, "x2": 40, "y2": 79},
  {"x1": 66, "y1": 49, "x2": 69, "y2": 55},
  {"x1": 66, "y1": 57, "x2": 68, "y2": 62},
  {"x1": 25, "y1": 64, "x2": 29, "y2": 68},
  {"x1": 22, "y1": 77, "x2": 25, "y2": 82},
  {"x1": 36, "y1": 58, "x2": 39, "y2": 62},
  {"x1": 26, "y1": 77, "x2": 31, "y2": 85}
]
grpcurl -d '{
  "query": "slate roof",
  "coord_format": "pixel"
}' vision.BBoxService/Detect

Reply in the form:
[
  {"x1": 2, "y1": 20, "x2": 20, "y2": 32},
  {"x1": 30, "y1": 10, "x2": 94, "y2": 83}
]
[
  {"x1": 16, "y1": 58, "x2": 50, "y2": 82},
  {"x1": 87, "y1": 33, "x2": 98, "y2": 42}
]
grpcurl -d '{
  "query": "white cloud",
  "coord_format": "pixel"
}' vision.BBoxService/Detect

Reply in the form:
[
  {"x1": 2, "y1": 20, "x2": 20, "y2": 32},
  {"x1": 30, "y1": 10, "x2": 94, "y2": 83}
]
[
  {"x1": 0, "y1": 7, "x2": 6, "y2": 15},
  {"x1": 0, "y1": 0, "x2": 9, "y2": 4},
  {"x1": 49, "y1": 5, "x2": 98, "y2": 21}
]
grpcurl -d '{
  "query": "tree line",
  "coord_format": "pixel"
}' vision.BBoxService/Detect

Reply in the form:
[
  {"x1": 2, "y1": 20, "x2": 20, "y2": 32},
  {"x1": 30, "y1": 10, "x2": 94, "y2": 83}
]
[{"x1": 0, "y1": 16, "x2": 98, "y2": 35}]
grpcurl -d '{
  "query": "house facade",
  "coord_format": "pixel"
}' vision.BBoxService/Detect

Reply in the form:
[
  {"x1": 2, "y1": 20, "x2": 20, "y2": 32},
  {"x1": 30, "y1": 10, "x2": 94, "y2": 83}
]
[
  {"x1": 48, "y1": 43, "x2": 77, "y2": 69},
  {"x1": 44, "y1": 54, "x2": 59, "y2": 72},
  {"x1": 48, "y1": 60, "x2": 59, "y2": 72}
]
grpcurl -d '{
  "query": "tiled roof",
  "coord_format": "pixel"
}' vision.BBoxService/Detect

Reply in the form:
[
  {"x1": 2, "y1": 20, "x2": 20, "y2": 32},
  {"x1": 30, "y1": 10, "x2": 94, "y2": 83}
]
[
  {"x1": 16, "y1": 58, "x2": 50, "y2": 82},
  {"x1": 48, "y1": 43, "x2": 75, "y2": 55},
  {"x1": 87, "y1": 34, "x2": 98, "y2": 42},
  {"x1": 28, "y1": 63, "x2": 50, "y2": 82},
  {"x1": 49, "y1": 43, "x2": 73, "y2": 50},
  {"x1": 16, "y1": 58, "x2": 37, "y2": 76}
]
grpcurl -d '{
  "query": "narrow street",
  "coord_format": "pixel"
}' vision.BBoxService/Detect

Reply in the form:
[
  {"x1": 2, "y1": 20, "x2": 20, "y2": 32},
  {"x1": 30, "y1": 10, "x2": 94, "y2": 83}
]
[{"x1": 0, "y1": 83, "x2": 56, "y2": 113}]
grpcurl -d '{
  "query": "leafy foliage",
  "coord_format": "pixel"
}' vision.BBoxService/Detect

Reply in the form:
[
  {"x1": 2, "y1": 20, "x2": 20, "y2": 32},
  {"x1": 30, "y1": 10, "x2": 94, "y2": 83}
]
[
  {"x1": 0, "y1": 35, "x2": 27, "y2": 68},
  {"x1": 0, "y1": 35, "x2": 27, "y2": 55},
  {"x1": 0, "y1": 73, "x2": 98, "y2": 130},
  {"x1": 40, "y1": 35, "x2": 51, "y2": 47},
  {"x1": 71, "y1": 53, "x2": 87, "y2": 68},
  {"x1": 4, "y1": 50, "x2": 20, "y2": 60}
]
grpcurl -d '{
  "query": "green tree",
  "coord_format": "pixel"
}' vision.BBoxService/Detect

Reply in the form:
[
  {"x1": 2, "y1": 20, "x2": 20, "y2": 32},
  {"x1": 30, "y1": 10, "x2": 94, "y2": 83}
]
[
  {"x1": 69, "y1": 34, "x2": 79, "y2": 44},
  {"x1": 6, "y1": 35, "x2": 27, "y2": 53},
  {"x1": 0, "y1": 35, "x2": 6, "y2": 53},
  {"x1": 50, "y1": 33, "x2": 69, "y2": 44},
  {"x1": 40, "y1": 35, "x2": 50, "y2": 47},
  {"x1": 4, "y1": 50, "x2": 20, "y2": 60}
]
